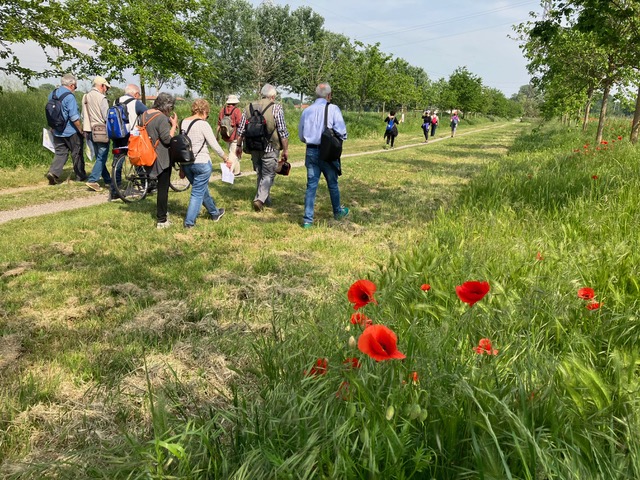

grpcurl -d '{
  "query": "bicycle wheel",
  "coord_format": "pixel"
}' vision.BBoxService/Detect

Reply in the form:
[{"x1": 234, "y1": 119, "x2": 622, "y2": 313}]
[
  {"x1": 111, "y1": 154, "x2": 149, "y2": 203},
  {"x1": 169, "y1": 163, "x2": 191, "y2": 192}
]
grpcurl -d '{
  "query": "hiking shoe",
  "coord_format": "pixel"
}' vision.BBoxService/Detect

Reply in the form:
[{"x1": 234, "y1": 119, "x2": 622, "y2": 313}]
[
  {"x1": 156, "y1": 220, "x2": 171, "y2": 229},
  {"x1": 46, "y1": 172, "x2": 58, "y2": 185},
  {"x1": 108, "y1": 191, "x2": 120, "y2": 202},
  {"x1": 253, "y1": 199, "x2": 264, "y2": 212},
  {"x1": 302, "y1": 223, "x2": 313, "y2": 229},
  {"x1": 211, "y1": 208, "x2": 225, "y2": 222},
  {"x1": 86, "y1": 182, "x2": 101, "y2": 192},
  {"x1": 335, "y1": 206, "x2": 349, "y2": 220}
]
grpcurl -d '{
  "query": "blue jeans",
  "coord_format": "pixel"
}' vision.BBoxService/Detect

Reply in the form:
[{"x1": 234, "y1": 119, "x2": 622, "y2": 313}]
[
  {"x1": 87, "y1": 134, "x2": 111, "y2": 185},
  {"x1": 182, "y1": 161, "x2": 220, "y2": 226},
  {"x1": 303, "y1": 147, "x2": 341, "y2": 224}
]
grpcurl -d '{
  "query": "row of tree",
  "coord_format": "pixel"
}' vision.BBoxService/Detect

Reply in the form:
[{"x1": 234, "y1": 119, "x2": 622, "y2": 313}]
[
  {"x1": 3, "y1": 0, "x2": 523, "y2": 117},
  {"x1": 515, "y1": 0, "x2": 640, "y2": 143}
]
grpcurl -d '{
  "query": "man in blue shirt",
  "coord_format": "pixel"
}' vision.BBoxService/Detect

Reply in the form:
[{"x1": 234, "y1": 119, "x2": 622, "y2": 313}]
[
  {"x1": 45, "y1": 73, "x2": 86, "y2": 184},
  {"x1": 298, "y1": 83, "x2": 349, "y2": 228}
]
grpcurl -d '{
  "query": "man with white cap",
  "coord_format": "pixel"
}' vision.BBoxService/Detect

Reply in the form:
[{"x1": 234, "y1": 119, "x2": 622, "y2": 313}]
[
  {"x1": 82, "y1": 75, "x2": 112, "y2": 193},
  {"x1": 216, "y1": 94, "x2": 243, "y2": 176}
]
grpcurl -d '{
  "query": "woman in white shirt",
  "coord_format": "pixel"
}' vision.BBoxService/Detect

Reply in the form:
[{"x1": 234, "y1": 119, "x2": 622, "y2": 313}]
[{"x1": 181, "y1": 99, "x2": 231, "y2": 228}]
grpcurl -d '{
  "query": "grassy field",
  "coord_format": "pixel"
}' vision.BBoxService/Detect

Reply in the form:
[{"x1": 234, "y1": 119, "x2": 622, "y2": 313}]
[{"x1": 1, "y1": 91, "x2": 639, "y2": 478}]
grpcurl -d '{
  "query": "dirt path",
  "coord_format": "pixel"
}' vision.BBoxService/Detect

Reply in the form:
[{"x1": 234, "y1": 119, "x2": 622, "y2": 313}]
[{"x1": 0, "y1": 124, "x2": 505, "y2": 225}]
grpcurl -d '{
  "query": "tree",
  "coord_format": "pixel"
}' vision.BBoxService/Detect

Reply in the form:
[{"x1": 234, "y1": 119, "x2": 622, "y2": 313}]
[
  {"x1": 448, "y1": 67, "x2": 483, "y2": 118},
  {"x1": 69, "y1": 0, "x2": 216, "y2": 101},
  {"x1": 0, "y1": 1, "x2": 88, "y2": 85}
]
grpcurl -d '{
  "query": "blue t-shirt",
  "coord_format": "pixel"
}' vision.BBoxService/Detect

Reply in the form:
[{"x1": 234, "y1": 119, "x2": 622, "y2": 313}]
[{"x1": 49, "y1": 86, "x2": 81, "y2": 137}]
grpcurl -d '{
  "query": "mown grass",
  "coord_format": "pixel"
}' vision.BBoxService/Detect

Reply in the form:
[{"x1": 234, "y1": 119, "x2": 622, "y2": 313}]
[{"x1": 3, "y1": 93, "x2": 637, "y2": 478}]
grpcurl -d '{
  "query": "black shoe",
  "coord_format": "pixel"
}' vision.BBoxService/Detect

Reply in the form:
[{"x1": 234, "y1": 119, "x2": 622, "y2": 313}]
[
  {"x1": 46, "y1": 172, "x2": 57, "y2": 185},
  {"x1": 211, "y1": 208, "x2": 225, "y2": 222}
]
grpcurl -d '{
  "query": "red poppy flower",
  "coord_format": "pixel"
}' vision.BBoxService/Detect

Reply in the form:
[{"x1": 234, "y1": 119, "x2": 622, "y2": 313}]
[
  {"x1": 357, "y1": 324, "x2": 405, "y2": 361},
  {"x1": 618, "y1": 135, "x2": 623, "y2": 140},
  {"x1": 455, "y1": 281, "x2": 490, "y2": 307},
  {"x1": 601, "y1": 140, "x2": 608, "y2": 145},
  {"x1": 348, "y1": 279, "x2": 378, "y2": 310},
  {"x1": 410, "y1": 371, "x2": 419, "y2": 383},
  {"x1": 305, "y1": 358, "x2": 328, "y2": 376},
  {"x1": 343, "y1": 357, "x2": 361, "y2": 369},
  {"x1": 586, "y1": 301, "x2": 602, "y2": 310},
  {"x1": 536, "y1": 251, "x2": 544, "y2": 261},
  {"x1": 420, "y1": 283, "x2": 431, "y2": 291},
  {"x1": 583, "y1": 145, "x2": 589, "y2": 149},
  {"x1": 577, "y1": 287, "x2": 595, "y2": 300},
  {"x1": 592, "y1": 175, "x2": 598, "y2": 180},
  {"x1": 350, "y1": 312, "x2": 372, "y2": 327},
  {"x1": 474, "y1": 338, "x2": 498, "y2": 355}
]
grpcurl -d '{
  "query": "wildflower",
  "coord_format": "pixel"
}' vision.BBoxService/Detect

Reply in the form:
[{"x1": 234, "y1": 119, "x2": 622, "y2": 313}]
[
  {"x1": 583, "y1": 145, "x2": 589, "y2": 149},
  {"x1": 586, "y1": 301, "x2": 602, "y2": 310},
  {"x1": 305, "y1": 358, "x2": 328, "y2": 376},
  {"x1": 358, "y1": 324, "x2": 406, "y2": 361},
  {"x1": 536, "y1": 251, "x2": 544, "y2": 261},
  {"x1": 474, "y1": 338, "x2": 498, "y2": 355},
  {"x1": 336, "y1": 381, "x2": 350, "y2": 400},
  {"x1": 350, "y1": 312, "x2": 372, "y2": 327},
  {"x1": 420, "y1": 283, "x2": 431, "y2": 291},
  {"x1": 618, "y1": 135, "x2": 623, "y2": 140},
  {"x1": 348, "y1": 279, "x2": 378, "y2": 310},
  {"x1": 343, "y1": 357, "x2": 361, "y2": 369},
  {"x1": 348, "y1": 335, "x2": 357, "y2": 349},
  {"x1": 410, "y1": 371, "x2": 419, "y2": 384},
  {"x1": 592, "y1": 175, "x2": 598, "y2": 180},
  {"x1": 577, "y1": 287, "x2": 595, "y2": 300},
  {"x1": 455, "y1": 281, "x2": 490, "y2": 307},
  {"x1": 601, "y1": 140, "x2": 608, "y2": 145}
]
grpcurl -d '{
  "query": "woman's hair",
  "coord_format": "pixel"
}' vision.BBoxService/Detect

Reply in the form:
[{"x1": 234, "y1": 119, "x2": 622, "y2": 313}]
[
  {"x1": 390, "y1": 110, "x2": 396, "y2": 116},
  {"x1": 153, "y1": 92, "x2": 176, "y2": 115},
  {"x1": 191, "y1": 98, "x2": 210, "y2": 115}
]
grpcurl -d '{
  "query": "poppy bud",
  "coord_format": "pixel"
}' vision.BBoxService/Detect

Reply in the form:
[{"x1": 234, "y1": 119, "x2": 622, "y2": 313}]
[{"x1": 348, "y1": 335, "x2": 357, "y2": 349}]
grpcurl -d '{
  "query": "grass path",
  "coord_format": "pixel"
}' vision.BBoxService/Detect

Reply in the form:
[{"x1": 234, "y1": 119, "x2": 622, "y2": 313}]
[{"x1": 0, "y1": 122, "x2": 512, "y2": 225}]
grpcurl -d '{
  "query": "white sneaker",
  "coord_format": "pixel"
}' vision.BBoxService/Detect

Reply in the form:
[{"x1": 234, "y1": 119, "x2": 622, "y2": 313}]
[{"x1": 156, "y1": 220, "x2": 171, "y2": 229}]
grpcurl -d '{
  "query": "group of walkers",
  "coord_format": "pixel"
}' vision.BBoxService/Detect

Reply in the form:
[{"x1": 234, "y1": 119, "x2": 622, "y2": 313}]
[
  {"x1": 382, "y1": 108, "x2": 461, "y2": 147},
  {"x1": 45, "y1": 74, "x2": 349, "y2": 230}
]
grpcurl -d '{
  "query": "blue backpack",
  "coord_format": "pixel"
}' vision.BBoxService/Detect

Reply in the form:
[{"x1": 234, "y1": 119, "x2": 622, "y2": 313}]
[
  {"x1": 386, "y1": 117, "x2": 395, "y2": 131},
  {"x1": 107, "y1": 97, "x2": 135, "y2": 139}
]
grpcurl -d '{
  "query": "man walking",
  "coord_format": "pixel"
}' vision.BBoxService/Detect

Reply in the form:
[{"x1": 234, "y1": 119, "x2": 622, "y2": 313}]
[
  {"x1": 83, "y1": 76, "x2": 112, "y2": 192},
  {"x1": 235, "y1": 84, "x2": 289, "y2": 211},
  {"x1": 298, "y1": 83, "x2": 349, "y2": 228},
  {"x1": 45, "y1": 73, "x2": 87, "y2": 185},
  {"x1": 217, "y1": 94, "x2": 243, "y2": 176}
]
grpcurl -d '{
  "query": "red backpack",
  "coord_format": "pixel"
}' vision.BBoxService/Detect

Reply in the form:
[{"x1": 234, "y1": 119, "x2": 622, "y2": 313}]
[{"x1": 128, "y1": 112, "x2": 161, "y2": 166}]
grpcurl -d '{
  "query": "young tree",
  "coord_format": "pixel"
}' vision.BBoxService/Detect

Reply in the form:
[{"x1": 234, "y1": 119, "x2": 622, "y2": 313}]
[{"x1": 448, "y1": 67, "x2": 483, "y2": 118}]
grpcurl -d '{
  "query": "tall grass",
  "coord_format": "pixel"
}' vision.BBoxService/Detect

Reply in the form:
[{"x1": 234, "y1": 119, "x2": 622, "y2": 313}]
[{"x1": 113, "y1": 120, "x2": 640, "y2": 479}]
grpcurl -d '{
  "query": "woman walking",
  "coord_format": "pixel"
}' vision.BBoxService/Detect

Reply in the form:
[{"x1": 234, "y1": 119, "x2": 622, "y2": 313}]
[
  {"x1": 384, "y1": 110, "x2": 399, "y2": 148},
  {"x1": 140, "y1": 92, "x2": 178, "y2": 229},
  {"x1": 181, "y1": 99, "x2": 231, "y2": 229}
]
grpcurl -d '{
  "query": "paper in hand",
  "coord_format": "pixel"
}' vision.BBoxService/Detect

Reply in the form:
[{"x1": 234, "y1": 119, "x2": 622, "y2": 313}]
[
  {"x1": 220, "y1": 163, "x2": 235, "y2": 184},
  {"x1": 42, "y1": 128, "x2": 55, "y2": 153}
]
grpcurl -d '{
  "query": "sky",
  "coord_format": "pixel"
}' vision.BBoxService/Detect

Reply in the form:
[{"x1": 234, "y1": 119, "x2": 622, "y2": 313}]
[
  {"x1": 252, "y1": 0, "x2": 543, "y2": 97},
  {"x1": 5, "y1": 0, "x2": 543, "y2": 97}
]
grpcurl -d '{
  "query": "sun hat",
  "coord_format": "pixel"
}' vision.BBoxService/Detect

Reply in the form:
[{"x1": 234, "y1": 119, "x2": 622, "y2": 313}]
[
  {"x1": 226, "y1": 94, "x2": 240, "y2": 104},
  {"x1": 93, "y1": 76, "x2": 111, "y2": 88}
]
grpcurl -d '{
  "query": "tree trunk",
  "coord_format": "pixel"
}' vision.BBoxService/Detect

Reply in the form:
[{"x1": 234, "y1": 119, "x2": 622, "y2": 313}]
[
  {"x1": 631, "y1": 84, "x2": 640, "y2": 145},
  {"x1": 140, "y1": 73, "x2": 147, "y2": 105},
  {"x1": 582, "y1": 90, "x2": 593, "y2": 132},
  {"x1": 595, "y1": 80, "x2": 611, "y2": 145}
]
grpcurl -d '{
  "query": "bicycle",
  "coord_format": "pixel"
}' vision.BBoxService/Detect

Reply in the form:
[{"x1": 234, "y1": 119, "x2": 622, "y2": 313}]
[{"x1": 111, "y1": 146, "x2": 190, "y2": 203}]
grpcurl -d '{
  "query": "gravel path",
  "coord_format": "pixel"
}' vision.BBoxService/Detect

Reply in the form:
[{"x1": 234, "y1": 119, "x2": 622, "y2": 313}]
[{"x1": 0, "y1": 125, "x2": 502, "y2": 225}]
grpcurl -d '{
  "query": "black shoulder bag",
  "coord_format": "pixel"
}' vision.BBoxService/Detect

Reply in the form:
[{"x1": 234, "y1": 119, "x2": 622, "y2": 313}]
[{"x1": 319, "y1": 102, "x2": 343, "y2": 175}]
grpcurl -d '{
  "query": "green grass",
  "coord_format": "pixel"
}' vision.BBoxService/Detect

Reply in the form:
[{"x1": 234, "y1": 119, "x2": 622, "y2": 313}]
[{"x1": 2, "y1": 93, "x2": 638, "y2": 478}]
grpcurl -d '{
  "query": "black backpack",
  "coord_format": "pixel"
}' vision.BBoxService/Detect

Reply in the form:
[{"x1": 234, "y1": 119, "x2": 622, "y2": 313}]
[
  {"x1": 169, "y1": 118, "x2": 205, "y2": 165},
  {"x1": 243, "y1": 102, "x2": 273, "y2": 151},
  {"x1": 45, "y1": 90, "x2": 72, "y2": 132}
]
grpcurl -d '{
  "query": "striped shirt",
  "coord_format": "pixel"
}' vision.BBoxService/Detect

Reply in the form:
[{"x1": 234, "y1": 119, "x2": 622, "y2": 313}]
[
  {"x1": 181, "y1": 118, "x2": 226, "y2": 164},
  {"x1": 237, "y1": 103, "x2": 289, "y2": 153}
]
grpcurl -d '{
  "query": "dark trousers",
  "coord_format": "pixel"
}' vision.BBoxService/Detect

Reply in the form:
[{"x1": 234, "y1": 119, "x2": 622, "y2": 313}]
[
  {"x1": 49, "y1": 133, "x2": 86, "y2": 180},
  {"x1": 384, "y1": 132, "x2": 396, "y2": 147},
  {"x1": 156, "y1": 165, "x2": 172, "y2": 223}
]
